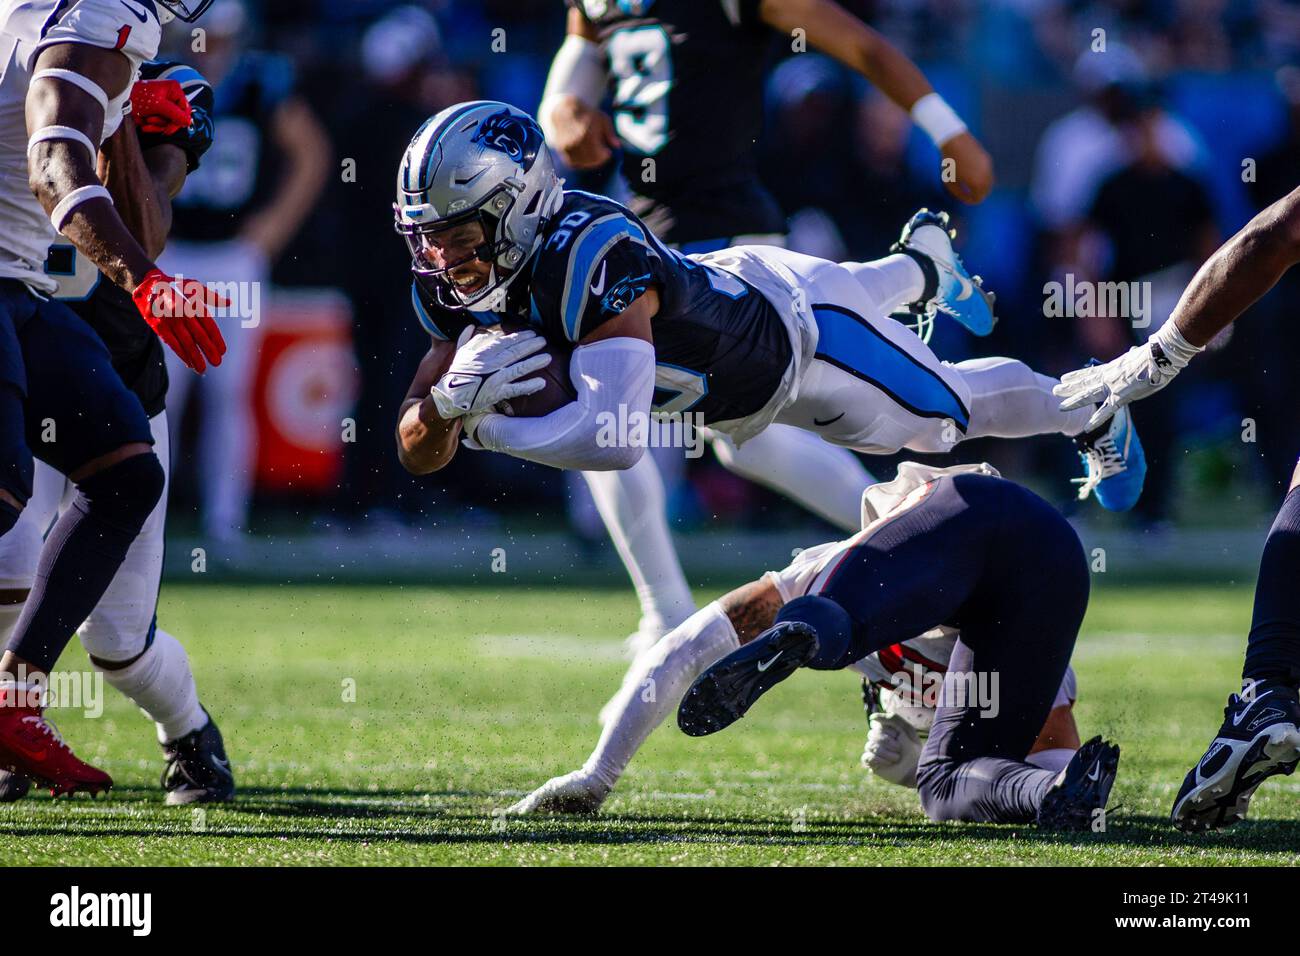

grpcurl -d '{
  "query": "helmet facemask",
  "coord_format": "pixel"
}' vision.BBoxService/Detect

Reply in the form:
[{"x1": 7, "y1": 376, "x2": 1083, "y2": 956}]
[
  {"x1": 155, "y1": 0, "x2": 216, "y2": 22},
  {"x1": 396, "y1": 183, "x2": 535, "y2": 313}
]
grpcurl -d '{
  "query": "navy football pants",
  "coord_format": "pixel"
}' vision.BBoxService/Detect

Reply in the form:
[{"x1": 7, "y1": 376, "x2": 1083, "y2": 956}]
[
  {"x1": 808, "y1": 473, "x2": 1090, "y2": 823},
  {"x1": 0, "y1": 280, "x2": 157, "y2": 672}
]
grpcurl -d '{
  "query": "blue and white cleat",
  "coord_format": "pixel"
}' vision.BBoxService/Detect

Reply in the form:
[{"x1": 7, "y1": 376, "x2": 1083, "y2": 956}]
[
  {"x1": 677, "y1": 621, "x2": 819, "y2": 737},
  {"x1": 1073, "y1": 404, "x2": 1146, "y2": 511},
  {"x1": 892, "y1": 208, "x2": 997, "y2": 337},
  {"x1": 1171, "y1": 680, "x2": 1300, "y2": 832}
]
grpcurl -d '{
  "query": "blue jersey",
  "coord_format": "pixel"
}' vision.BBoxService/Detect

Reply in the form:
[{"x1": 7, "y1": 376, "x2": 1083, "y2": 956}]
[{"x1": 412, "y1": 191, "x2": 793, "y2": 425}]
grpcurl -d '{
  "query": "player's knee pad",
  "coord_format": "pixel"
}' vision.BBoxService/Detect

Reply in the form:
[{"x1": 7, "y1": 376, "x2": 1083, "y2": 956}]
[
  {"x1": 776, "y1": 594, "x2": 854, "y2": 670},
  {"x1": 77, "y1": 451, "x2": 165, "y2": 534}
]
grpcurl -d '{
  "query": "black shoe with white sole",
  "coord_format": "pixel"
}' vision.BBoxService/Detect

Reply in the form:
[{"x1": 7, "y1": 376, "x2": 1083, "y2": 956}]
[
  {"x1": 161, "y1": 712, "x2": 235, "y2": 806},
  {"x1": 1037, "y1": 735, "x2": 1120, "y2": 831},
  {"x1": 677, "y1": 621, "x2": 819, "y2": 737},
  {"x1": 1171, "y1": 681, "x2": 1300, "y2": 833}
]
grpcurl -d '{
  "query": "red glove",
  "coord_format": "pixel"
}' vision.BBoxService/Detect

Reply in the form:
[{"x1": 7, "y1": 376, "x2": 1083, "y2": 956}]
[
  {"x1": 131, "y1": 268, "x2": 228, "y2": 374},
  {"x1": 129, "y1": 79, "x2": 191, "y2": 136}
]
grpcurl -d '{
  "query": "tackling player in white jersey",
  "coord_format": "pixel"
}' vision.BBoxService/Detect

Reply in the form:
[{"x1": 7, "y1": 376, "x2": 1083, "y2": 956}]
[
  {"x1": 509, "y1": 463, "x2": 1084, "y2": 815},
  {"x1": 0, "y1": 0, "x2": 225, "y2": 796}
]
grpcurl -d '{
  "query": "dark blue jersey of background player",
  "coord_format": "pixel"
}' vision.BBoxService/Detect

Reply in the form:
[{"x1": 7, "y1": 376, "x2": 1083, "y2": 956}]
[
  {"x1": 42, "y1": 60, "x2": 214, "y2": 417},
  {"x1": 411, "y1": 190, "x2": 792, "y2": 426},
  {"x1": 544, "y1": 0, "x2": 996, "y2": 247},
  {"x1": 168, "y1": 50, "x2": 294, "y2": 244},
  {"x1": 563, "y1": 0, "x2": 784, "y2": 246}
]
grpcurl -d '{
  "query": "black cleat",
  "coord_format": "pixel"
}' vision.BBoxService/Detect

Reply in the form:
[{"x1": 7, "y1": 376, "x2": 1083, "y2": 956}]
[
  {"x1": 0, "y1": 769, "x2": 31, "y2": 802},
  {"x1": 1037, "y1": 735, "x2": 1120, "y2": 831},
  {"x1": 677, "y1": 621, "x2": 819, "y2": 737},
  {"x1": 1171, "y1": 680, "x2": 1300, "y2": 832},
  {"x1": 161, "y1": 712, "x2": 235, "y2": 806}
]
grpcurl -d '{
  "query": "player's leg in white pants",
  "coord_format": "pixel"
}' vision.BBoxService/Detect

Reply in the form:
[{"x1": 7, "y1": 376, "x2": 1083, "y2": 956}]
[
  {"x1": 161, "y1": 239, "x2": 267, "y2": 541},
  {"x1": 581, "y1": 454, "x2": 696, "y2": 646},
  {"x1": 707, "y1": 425, "x2": 872, "y2": 533},
  {"x1": 78, "y1": 415, "x2": 207, "y2": 744},
  {"x1": 0, "y1": 458, "x2": 64, "y2": 636},
  {"x1": 763, "y1": 249, "x2": 1093, "y2": 453}
]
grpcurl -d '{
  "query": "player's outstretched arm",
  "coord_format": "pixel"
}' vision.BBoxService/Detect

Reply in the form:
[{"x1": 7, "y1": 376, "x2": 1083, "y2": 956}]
[
  {"x1": 397, "y1": 340, "x2": 463, "y2": 475},
  {"x1": 468, "y1": 292, "x2": 658, "y2": 472},
  {"x1": 760, "y1": 0, "x2": 994, "y2": 204},
  {"x1": 1056, "y1": 185, "x2": 1300, "y2": 429},
  {"x1": 538, "y1": 7, "x2": 617, "y2": 171}
]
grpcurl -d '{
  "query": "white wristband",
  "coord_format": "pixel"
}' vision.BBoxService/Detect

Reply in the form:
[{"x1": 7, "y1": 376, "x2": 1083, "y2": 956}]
[
  {"x1": 539, "y1": 33, "x2": 607, "y2": 142},
  {"x1": 1151, "y1": 319, "x2": 1203, "y2": 369},
  {"x1": 49, "y1": 184, "x2": 112, "y2": 233},
  {"x1": 910, "y1": 92, "x2": 967, "y2": 147}
]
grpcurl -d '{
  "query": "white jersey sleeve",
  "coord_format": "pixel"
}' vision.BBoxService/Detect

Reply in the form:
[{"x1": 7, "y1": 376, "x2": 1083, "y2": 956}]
[
  {"x1": 0, "y1": 0, "x2": 161, "y2": 290},
  {"x1": 11, "y1": 0, "x2": 162, "y2": 136}
]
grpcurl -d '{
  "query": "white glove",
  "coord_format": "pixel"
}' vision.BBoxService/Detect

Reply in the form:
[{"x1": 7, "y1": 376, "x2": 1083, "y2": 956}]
[
  {"x1": 430, "y1": 326, "x2": 552, "y2": 420},
  {"x1": 861, "y1": 710, "x2": 924, "y2": 789},
  {"x1": 1054, "y1": 322, "x2": 1203, "y2": 432}
]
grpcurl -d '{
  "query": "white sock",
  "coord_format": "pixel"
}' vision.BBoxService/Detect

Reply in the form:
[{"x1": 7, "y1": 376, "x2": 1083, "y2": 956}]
[
  {"x1": 97, "y1": 629, "x2": 207, "y2": 744},
  {"x1": 840, "y1": 253, "x2": 926, "y2": 316},
  {"x1": 710, "y1": 425, "x2": 874, "y2": 533},
  {"x1": 0, "y1": 600, "x2": 24, "y2": 644},
  {"x1": 956, "y1": 356, "x2": 1094, "y2": 439},
  {"x1": 1026, "y1": 747, "x2": 1075, "y2": 774},
  {"x1": 582, "y1": 455, "x2": 696, "y2": 634},
  {"x1": 583, "y1": 602, "x2": 739, "y2": 789}
]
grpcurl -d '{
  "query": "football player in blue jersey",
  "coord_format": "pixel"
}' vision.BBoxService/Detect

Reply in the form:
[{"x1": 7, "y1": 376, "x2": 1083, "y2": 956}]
[
  {"x1": 395, "y1": 102, "x2": 1145, "y2": 518},
  {"x1": 541, "y1": 0, "x2": 997, "y2": 659},
  {"x1": 1056, "y1": 185, "x2": 1300, "y2": 832}
]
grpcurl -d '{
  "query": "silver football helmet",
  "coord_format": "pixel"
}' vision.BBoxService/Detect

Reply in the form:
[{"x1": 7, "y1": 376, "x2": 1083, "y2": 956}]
[{"x1": 394, "y1": 101, "x2": 563, "y2": 313}]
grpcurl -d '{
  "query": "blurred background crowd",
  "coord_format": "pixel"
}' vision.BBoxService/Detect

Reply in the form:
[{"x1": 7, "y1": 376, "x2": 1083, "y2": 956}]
[{"x1": 160, "y1": 0, "x2": 1300, "y2": 551}]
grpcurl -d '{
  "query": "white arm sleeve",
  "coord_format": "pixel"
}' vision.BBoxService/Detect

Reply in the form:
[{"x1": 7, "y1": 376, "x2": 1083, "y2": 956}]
[
  {"x1": 538, "y1": 33, "x2": 608, "y2": 142},
  {"x1": 472, "y1": 337, "x2": 655, "y2": 472}
]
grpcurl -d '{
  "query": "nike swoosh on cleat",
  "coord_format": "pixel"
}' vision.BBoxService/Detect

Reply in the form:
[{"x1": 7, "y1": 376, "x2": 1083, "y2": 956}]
[
  {"x1": 813, "y1": 412, "x2": 845, "y2": 427},
  {"x1": 590, "y1": 261, "x2": 608, "y2": 297},
  {"x1": 953, "y1": 273, "x2": 973, "y2": 301},
  {"x1": 757, "y1": 651, "x2": 784, "y2": 672}
]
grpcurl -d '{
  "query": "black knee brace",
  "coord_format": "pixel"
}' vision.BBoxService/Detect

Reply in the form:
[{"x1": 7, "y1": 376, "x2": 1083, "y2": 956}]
[{"x1": 76, "y1": 451, "x2": 165, "y2": 534}]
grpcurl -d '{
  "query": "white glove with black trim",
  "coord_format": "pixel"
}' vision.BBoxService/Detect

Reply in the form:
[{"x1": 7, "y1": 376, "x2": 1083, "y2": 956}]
[
  {"x1": 1054, "y1": 322, "x2": 1203, "y2": 432},
  {"x1": 862, "y1": 710, "x2": 924, "y2": 789},
  {"x1": 430, "y1": 325, "x2": 552, "y2": 420}
]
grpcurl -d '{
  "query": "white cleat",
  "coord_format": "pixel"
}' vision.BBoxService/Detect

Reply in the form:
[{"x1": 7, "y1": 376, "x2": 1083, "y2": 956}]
[{"x1": 507, "y1": 770, "x2": 611, "y2": 816}]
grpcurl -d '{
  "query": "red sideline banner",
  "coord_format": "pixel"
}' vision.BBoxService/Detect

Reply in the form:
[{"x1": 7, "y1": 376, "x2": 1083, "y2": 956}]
[{"x1": 251, "y1": 288, "x2": 359, "y2": 494}]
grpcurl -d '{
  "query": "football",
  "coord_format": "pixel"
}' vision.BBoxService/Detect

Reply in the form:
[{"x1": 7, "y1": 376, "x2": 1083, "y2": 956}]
[{"x1": 490, "y1": 322, "x2": 576, "y2": 418}]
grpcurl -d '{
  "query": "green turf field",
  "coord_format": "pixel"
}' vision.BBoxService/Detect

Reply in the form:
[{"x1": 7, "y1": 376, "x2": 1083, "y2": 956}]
[{"x1": 3, "y1": 580, "x2": 1298, "y2": 866}]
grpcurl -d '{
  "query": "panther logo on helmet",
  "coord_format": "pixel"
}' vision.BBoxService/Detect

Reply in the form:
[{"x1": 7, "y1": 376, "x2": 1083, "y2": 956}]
[{"x1": 471, "y1": 110, "x2": 544, "y2": 170}]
